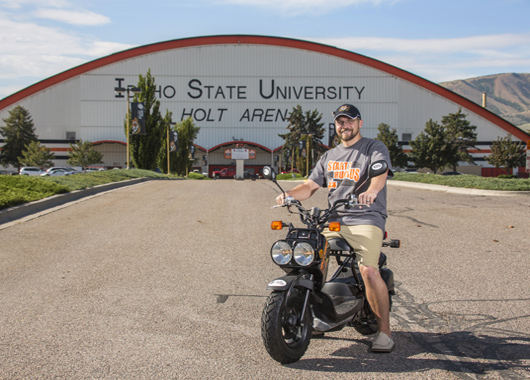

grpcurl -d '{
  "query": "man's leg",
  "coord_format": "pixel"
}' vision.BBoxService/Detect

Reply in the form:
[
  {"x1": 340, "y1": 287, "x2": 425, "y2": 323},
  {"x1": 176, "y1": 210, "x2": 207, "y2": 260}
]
[{"x1": 359, "y1": 265, "x2": 390, "y2": 336}]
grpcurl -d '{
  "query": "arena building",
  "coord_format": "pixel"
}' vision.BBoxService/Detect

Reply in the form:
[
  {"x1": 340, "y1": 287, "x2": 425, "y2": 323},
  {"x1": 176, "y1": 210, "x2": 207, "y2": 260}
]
[{"x1": 1, "y1": 35, "x2": 528, "y2": 176}]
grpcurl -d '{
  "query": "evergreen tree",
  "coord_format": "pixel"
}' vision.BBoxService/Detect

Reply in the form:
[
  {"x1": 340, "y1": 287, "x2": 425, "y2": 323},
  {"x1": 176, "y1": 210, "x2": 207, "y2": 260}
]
[
  {"x1": 485, "y1": 134, "x2": 526, "y2": 174},
  {"x1": 174, "y1": 117, "x2": 200, "y2": 176},
  {"x1": 0, "y1": 105, "x2": 38, "y2": 170},
  {"x1": 67, "y1": 140, "x2": 103, "y2": 171},
  {"x1": 18, "y1": 141, "x2": 55, "y2": 168},
  {"x1": 441, "y1": 108, "x2": 478, "y2": 171},
  {"x1": 279, "y1": 105, "x2": 325, "y2": 176},
  {"x1": 376, "y1": 123, "x2": 408, "y2": 169},
  {"x1": 129, "y1": 69, "x2": 166, "y2": 170},
  {"x1": 410, "y1": 119, "x2": 458, "y2": 173}
]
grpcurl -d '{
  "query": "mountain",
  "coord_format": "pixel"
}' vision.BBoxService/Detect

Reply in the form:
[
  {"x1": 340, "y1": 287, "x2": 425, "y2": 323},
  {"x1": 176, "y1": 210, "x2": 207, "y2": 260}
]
[{"x1": 439, "y1": 73, "x2": 530, "y2": 133}]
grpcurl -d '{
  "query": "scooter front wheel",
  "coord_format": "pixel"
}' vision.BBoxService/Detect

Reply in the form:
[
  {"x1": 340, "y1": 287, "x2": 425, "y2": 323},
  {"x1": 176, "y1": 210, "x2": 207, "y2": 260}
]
[{"x1": 261, "y1": 290, "x2": 312, "y2": 364}]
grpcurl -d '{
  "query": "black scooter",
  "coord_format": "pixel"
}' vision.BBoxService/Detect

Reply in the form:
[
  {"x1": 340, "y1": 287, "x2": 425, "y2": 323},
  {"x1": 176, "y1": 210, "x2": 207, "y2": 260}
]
[{"x1": 261, "y1": 160, "x2": 400, "y2": 364}]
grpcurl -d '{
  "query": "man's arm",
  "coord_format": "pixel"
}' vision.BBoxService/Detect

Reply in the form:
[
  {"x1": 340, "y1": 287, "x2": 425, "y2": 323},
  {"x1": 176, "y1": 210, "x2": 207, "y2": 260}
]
[
  {"x1": 358, "y1": 171, "x2": 388, "y2": 205},
  {"x1": 275, "y1": 179, "x2": 320, "y2": 205}
]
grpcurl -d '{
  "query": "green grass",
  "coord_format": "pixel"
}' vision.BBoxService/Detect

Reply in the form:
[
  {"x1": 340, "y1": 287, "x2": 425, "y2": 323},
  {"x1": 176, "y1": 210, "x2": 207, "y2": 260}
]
[
  {"x1": 0, "y1": 169, "x2": 176, "y2": 210},
  {"x1": 391, "y1": 173, "x2": 530, "y2": 191},
  {"x1": 278, "y1": 172, "x2": 530, "y2": 191},
  {"x1": 2, "y1": 170, "x2": 529, "y2": 211}
]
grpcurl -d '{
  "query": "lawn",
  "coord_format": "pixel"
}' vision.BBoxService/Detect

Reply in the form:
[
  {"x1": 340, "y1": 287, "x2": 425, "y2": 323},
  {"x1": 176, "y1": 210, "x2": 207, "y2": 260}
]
[{"x1": 1, "y1": 170, "x2": 529, "y2": 211}]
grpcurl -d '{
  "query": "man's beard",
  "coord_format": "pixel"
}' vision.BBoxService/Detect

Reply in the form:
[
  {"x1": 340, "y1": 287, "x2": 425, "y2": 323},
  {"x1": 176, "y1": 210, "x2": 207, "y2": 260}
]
[{"x1": 339, "y1": 128, "x2": 358, "y2": 142}]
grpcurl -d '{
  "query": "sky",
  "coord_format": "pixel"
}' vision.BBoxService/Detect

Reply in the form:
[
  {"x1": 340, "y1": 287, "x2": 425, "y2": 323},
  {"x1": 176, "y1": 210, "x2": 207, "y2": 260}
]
[{"x1": 1, "y1": 0, "x2": 529, "y2": 100}]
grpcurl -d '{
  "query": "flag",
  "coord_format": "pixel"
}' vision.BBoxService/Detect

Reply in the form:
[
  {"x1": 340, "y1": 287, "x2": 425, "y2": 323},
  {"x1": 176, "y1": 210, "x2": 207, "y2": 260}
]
[
  {"x1": 130, "y1": 102, "x2": 146, "y2": 135},
  {"x1": 329, "y1": 123, "x2": 339, "y2": 148},
  {"x1": 169, "y1": 131, "x2": 178, "y2": 152}
]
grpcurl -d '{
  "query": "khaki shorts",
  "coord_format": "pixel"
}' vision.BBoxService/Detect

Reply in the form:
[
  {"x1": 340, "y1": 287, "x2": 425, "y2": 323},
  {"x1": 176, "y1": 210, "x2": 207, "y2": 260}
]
[{"x1": 322, "y1": 225, "x2": 383, "y2": 268}]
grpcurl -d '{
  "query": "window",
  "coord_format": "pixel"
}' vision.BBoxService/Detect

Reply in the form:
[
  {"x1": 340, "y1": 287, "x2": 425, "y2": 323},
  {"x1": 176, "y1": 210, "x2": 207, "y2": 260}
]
[
  {"x1": 402, "y1": 133, "x2": 412, "y2": 142},
  {"x1": 66, "y1": 132, "x2": 76, "y2": 140}
]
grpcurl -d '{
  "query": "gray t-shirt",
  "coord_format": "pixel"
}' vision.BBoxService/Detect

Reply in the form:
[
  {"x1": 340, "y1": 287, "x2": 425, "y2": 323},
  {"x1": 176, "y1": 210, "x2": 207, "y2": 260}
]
[{"x1": 308, "y1": 137, "x2": 393, "y2": 231}]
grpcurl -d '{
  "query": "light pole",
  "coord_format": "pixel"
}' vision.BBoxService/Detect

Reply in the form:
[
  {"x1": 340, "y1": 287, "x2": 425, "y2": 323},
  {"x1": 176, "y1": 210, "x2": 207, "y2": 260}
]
[
  {"x1": 115, "y1": 86, "x2": 141, "y2": 169},
  {"x1": 167, "y1": 122, "x2": 176, "y2": 174}
]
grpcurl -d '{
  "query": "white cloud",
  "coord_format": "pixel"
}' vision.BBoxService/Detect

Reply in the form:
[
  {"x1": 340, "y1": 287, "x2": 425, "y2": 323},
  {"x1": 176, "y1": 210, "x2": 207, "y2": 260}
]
[
  {"x1": 0, "y1": 0, "x2": 71, "y2": 9},
  {"x1": 218, "y1": 0, "x2": 398, "y2": 14},
  {"x1": 314, "y1": 33, "x2": 530, "y2": 54},
  {"x1": 309, "y1": 34, "x2": 530, "y2": 82},
  {"x1": 33, "y1": 8, "x2": 111, "y2": 26},
  {"x1": 0, "y1": 12, "x2": 133, "y2": 96}
]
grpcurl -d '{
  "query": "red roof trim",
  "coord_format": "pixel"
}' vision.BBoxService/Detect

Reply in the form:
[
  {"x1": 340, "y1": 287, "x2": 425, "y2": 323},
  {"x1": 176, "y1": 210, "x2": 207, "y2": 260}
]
[
  {"x1": 92, "y1": 140, "x2": 126, "y2": 146},
  {"x1": 209, "y1": 140, "x2": 272, "y2": 152},
  {"x1": 1, "y1": 35, "x2": 528, "y2": 141}
]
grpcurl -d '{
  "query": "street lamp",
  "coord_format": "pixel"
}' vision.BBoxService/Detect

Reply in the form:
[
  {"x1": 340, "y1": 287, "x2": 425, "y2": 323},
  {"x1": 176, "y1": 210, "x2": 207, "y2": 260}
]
[
  {"x1": 167, "y1": 122, "x2": 176, "y2": 174},
  {"x1": 303, "y1": 133, "x2": 315, "y2": 176},
  {"x1": 115, "y1": 86, "x2": 141, "y2": 169}
]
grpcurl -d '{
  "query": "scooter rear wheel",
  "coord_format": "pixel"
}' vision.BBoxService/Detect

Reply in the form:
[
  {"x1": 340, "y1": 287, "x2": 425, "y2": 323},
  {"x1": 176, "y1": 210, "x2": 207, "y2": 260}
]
[{"x1": 261, "y1": 290, "x2": 312, "y2": 364}]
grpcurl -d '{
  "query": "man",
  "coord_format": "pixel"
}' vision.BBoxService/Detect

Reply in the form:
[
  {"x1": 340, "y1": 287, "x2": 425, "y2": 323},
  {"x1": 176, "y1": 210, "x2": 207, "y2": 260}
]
[{"x1": 275, "y1": 103, "x2": 394, "y2": 353}]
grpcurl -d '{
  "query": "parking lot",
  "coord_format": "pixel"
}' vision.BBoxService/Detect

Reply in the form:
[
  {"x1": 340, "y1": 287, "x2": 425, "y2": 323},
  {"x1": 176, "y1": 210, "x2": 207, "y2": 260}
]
[{"x1": 0, "y1": 179, "x2": 529, "y2": 379}]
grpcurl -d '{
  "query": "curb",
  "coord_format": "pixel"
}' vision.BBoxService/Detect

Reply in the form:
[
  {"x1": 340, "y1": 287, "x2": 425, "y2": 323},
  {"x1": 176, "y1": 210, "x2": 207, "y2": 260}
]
[
  {"x1": 387, "y1": 180, "x2": 530, "y2": 196},
  {"x1": 281, "y1": 178, "x2": 530, "y2": 197},
  {"x1": 0, "y1": 178, "x2": 151, "y2": 226}
]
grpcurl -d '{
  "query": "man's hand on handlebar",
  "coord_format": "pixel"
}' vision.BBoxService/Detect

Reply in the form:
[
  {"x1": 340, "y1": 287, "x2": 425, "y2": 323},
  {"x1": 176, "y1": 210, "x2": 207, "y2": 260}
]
[
  {"x1": 358, "y1": 190, "x2": 378, "y2": 205},
  {"x1": 276, "y1": 192, "x2": 290, "y2": 205}
]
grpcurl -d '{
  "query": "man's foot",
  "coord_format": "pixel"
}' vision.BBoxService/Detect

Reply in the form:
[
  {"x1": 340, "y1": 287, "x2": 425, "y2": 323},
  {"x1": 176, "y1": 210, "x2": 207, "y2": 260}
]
[{"x1": 370, "y1": 332, "x2": 395, "y2": 353}]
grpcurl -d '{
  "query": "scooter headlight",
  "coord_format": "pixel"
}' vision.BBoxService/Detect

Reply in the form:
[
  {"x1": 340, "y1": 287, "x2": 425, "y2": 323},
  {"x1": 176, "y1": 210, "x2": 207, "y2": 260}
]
[
  {"x1": 271, "y1": 241, "x2": 292, "y2": 265},
  {"x1": 293, "y1": 242, "x2": 315, "y2": 266}
]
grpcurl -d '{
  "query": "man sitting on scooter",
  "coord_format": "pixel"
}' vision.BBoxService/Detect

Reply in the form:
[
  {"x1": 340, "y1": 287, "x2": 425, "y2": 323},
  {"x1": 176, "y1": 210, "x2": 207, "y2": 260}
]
[{"x1": 275, "y1": 103, "x2": 394, "y2": 353}]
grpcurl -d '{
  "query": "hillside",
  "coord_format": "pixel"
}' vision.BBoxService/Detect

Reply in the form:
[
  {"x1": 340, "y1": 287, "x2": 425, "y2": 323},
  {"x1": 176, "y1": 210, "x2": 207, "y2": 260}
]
[{"x1": 439, "y1": 73, "x2": 530, "y2": 133}]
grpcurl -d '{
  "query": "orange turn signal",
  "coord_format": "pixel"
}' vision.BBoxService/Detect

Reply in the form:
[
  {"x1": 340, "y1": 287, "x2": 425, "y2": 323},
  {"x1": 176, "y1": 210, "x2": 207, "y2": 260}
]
[
  {"x1": 329, "y1": 222, "x2": 341, "y2": 232},
  {"x1": 271, "y1": 221, "x2": 284, "y2": 230}
]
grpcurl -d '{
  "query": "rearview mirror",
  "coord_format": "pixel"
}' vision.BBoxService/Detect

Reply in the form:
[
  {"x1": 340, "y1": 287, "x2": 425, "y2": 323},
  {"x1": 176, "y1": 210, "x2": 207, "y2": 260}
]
[
  {"x1": 262, "y1": 166, "x2": 276, "y2": 181},
  {"x1": 368, "y1": 160, "x2": 388, "y2": 178}
]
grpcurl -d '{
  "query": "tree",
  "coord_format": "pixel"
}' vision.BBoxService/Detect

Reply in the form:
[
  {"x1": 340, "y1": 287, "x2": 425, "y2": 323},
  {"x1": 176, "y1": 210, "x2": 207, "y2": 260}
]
[
  {"x1": 409, "y1": 119, "x2": 458, "y2": 173},
  {"x1": 376, "y1": 123, "x2": 408, "y2": 169},
  {"x1": 279, "y1": 105, "x2": 325, "y2": 176},
  {"x1": 67, "y1": 140, "x2": 103, "y2": 171},
  {"x1": 0, "y1": 105, "x2": 38, "y2": 170},
  {"x1": 173, "y1": 117, "x2": 200, "y2": 176},
  {"x1": 128, "y1": 69, "x2": 166, "y2": 170},
  {"x1": 156, "y1": 110, "x2": 180, "y2": 174},
  {"x1": 18, "y1": 141, "x2": 55, "y2": 168},
  {"x1": 441, "y1": 108, "x2": 478, "y2": 171},
  {"x1": 485, "y1": 134, "x2": 526, "y2": 174}
]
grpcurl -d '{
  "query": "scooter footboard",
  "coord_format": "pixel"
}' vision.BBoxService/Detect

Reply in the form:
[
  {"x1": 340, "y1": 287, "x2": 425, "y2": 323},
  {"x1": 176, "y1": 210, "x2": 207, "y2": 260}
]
[{"x1": 319, "y1": 282, "x2": 364, "y2": 320}]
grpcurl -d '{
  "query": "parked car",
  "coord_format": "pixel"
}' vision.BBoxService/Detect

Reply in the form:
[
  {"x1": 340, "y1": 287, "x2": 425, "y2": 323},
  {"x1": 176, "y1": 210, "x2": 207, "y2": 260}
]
[
  {"x1": 19, "y1": 167, "x2": 45, "y2": 176},
  {"x1": 440, "y1": 171, "x2": 463, "y2": 176},
  {"x1": 85, "y1": 167, "x2": 105, "y2": 172},
  {"x1": 46, "y1": 167, "x2": 77, "y2": 175},
  {"x1": 41, "y1": 168, "x2": 73, "y2": 176},
  {"x1": 281, "y1": 168, "x2": 300, "y2": 174},
  {"x1": 244, "y1": 171, "x2": 259, "y2": 180},
  {"x1": 212, "y1": 168, "x2": 236, "y2": 179}
]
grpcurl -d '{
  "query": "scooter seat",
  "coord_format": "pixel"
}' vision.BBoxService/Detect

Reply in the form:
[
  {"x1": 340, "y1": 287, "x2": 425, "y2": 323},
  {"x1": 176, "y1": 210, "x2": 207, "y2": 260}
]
[{"x1": 328, "y1": 238, "x2": 351, "y2": 252}]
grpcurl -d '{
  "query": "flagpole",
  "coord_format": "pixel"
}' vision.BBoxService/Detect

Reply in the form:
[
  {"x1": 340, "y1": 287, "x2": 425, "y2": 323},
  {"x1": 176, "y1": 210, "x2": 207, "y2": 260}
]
[
  {"x1": 167, "y1": 124, "x2": 170, "y2": 174},
  {"x1": 114, "y1": 86, "x2": 141, "y2": 169}
]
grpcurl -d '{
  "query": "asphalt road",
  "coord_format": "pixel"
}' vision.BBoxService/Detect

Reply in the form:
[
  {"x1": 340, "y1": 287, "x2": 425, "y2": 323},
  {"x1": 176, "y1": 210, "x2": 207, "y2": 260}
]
[{"x1": 1, "y1": 179, "x2": 529, "y2": 379}]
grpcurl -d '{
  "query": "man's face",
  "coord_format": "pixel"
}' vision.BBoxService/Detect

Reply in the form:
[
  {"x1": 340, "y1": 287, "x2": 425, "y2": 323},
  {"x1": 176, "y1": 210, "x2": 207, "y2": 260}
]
[{"x1": 335, "y1": 116, "x2": 362, "y2": 142}]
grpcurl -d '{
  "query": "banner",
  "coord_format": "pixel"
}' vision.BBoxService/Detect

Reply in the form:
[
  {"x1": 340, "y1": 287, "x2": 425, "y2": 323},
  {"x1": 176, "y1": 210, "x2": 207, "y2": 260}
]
[
  {"x1": 231, "y1": 148, "x2": 249, "y2": 160},
  {"x1": 328, "y1": 123, "x2": 339, "y2": 148},
  {"x1": 169, "y1": 131, "x2": 178, "y2": 152},
  {"x1": 130, "y1": 102, "x2": 146, "y2": 135}
]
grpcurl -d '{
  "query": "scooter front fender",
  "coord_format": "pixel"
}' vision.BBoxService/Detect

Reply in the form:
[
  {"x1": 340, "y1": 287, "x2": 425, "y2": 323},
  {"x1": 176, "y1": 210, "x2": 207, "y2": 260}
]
[{"x1": 266, "y1": 275, "x2": 314, "y2": 292}]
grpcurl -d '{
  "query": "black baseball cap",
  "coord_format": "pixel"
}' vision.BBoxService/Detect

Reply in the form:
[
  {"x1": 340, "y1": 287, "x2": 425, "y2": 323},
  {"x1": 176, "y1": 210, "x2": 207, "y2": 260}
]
[{"x1": 333, "y1": 104, "x2": 361, "y2": 121}]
